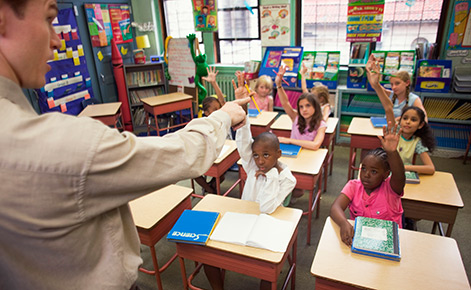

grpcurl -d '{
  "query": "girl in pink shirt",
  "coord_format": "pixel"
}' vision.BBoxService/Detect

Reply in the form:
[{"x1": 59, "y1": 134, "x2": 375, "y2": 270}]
[
  {"x1": 330, "y1": 122, "x2": 406, "y2": 246},
  {"x1": 249, "y1": 75, "x2": 274, "y2": 111}
]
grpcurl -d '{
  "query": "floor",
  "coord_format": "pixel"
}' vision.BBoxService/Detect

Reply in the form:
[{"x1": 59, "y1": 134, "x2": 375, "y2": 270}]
[{"x1": 135, "y1": 144, "x2": 471, "y2": 289}]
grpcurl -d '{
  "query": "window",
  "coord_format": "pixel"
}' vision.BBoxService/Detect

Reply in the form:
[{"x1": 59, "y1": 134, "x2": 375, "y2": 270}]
[
  {"x1": 301, "y1": 0, "x2": 444, "y2": 65},
  {"x1": 217, "y1": 0, "x2": 261, "y2": 64},
  {"x1": 163, "y1": 0, "x2": 204, "y2": 53}
]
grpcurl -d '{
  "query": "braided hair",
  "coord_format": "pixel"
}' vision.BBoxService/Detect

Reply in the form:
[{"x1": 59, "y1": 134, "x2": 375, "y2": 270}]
[
  {"x1": 401, "y1": 106, "x2": 436, "y2": 152},
  {"x1": 296, "y1": 93, "x2": 322, "y2": 134},
  {"x1": 391, "y1": 71, "x2": 411, "y2": 106},
  {"x1": 365, "y1": 148, "x2": 390, "y2": 171}
]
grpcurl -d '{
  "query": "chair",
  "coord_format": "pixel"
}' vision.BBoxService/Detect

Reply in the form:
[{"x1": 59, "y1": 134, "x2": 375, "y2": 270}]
[{"x1": 81, "y1": 97, "x2": 100, "y2": 109}]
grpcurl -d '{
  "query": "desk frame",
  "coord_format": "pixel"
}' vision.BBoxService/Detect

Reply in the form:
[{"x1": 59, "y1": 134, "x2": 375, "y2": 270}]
[
  {"x1": 133, "y1": 193, "x2": 192, "y2": 290},
  {"x1": 142, "y1": 94, "x2": 193, "y2": 136}
]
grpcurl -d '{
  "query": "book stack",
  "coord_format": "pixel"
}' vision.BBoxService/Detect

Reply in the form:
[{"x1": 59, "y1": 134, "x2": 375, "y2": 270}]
[
  {"x1": 351, "y1": 216, "x2": 401, "y2": 262},
  {"x1": 280, "y1": 143, "x2": 301, "y2": 157},
  {"x1": 405, "y1": 171, "x2": 420, "y2": 184},
  {"x1": 454, "y1": 66, "x2": 471, "y2": 93},
  {"x1": 370, "y1": 117, "x2": 388, "y2": 128}
]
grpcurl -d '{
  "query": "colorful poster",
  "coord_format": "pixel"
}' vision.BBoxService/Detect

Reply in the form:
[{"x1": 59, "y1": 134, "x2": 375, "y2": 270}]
[
  {"x1": 446, "y1": 0, "x2": 471, "y2": 50},
  {"x1": 84, "y1": 3, "x2": 132, "y2": 47},
  {"x1": 346, "y1": 0, "x2": 384, "y2": 42},
  {"x1": 192, "y1": 0, "x2": 218, "y2": 32},
  {"x1": 261, "y1": 5, "x2": 290, "y2": 46}
]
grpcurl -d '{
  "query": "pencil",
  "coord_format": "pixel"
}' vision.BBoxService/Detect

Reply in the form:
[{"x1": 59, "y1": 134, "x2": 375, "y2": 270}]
[
  {"x1": 272, "y1": 69, "x2": 290, "y2": 86},
  {"x1": 245, "y1": 81, "x2": 261, "y2": 114}
]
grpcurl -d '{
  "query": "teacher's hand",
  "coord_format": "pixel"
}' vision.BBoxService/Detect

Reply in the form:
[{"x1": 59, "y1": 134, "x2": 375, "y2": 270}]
[{"x1": 220, "y1": 98, "x2": 250, "y2": 130}]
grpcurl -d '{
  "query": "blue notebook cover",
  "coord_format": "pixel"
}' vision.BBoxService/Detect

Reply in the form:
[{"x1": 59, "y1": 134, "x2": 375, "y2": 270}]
[
  {"x1": 351, "y1": 216, "x2": 400, "y2": 262},
  {"x1": 280, "y1": 143, "x2": 302, "y2": 157},
  {"x1": 248, "y1": 108, "x2": 260, "y2": 117},
  {"x1": 370, "y1": 117, "x2": 388, "y2": 128},
  {"x1": 167, "y1": 210, "x2": 220, "y2": 245}
]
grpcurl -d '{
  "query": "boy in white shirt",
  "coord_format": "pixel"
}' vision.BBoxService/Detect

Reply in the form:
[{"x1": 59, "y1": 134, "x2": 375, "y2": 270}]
[{"x1": 236, "y1": 116, "x2": 297, "y2": 214}]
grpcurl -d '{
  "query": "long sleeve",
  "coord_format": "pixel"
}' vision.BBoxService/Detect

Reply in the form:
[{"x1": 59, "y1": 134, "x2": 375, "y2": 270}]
[
  {"x1": 257, "y1": 165, "x2": 296, "y2": 214},
  {"x1": 235, "y1": 116, "x2": 257, "y2": 171}
]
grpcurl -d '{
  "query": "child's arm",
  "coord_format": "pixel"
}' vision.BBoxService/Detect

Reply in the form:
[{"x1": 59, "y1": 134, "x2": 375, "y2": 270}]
[
  {"x1": 279, "y1": 126, "x2": 326, "y2": 150},
  {"x1": 366, "y1": 55, "x2": 395, "y2": 125},
  {"x1": 274, "y1": 66, "x2": 298, "y2": 121},
  {"x1": 202, "y1": 66, "x2": 225, "y2": 106},
  {"x1": 322, "y1": 105, "x2": 330, "y2": 122},
  {"x1": 330, "y1": 193, "x2": 354, "y2": 246},
  {"x1": 379, "y1": 122, "x2": 406, "y2": 195},
  {"x1": 268, "y1": 96, "x2": 274, "y2": 111},
  {"x1": 300, "y1": 63, "x2": 309, "y2": 94},
  {"x1": 235, "y1": 116, "x2": 253, "y2": 165},
  {"x1": 257, "y1": 166, "x2": 296, "y2": 214},
  {"x1": 405, "y1": 152, "x2": 435, "y2": 174}
]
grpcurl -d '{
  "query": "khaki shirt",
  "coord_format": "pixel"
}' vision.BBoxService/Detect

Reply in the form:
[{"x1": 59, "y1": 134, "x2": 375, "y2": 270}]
[{"x1": 0, "y1": 76, "x2": 230, "y2": 289}]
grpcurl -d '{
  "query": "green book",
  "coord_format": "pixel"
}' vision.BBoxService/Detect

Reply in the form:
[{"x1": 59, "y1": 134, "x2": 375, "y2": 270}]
[
  {"x1": 351, "y1": 216, "x2": 401, "y2": 262},
  {"x1": 405, "y1": 171, "x2": 420, "y2": 184}
]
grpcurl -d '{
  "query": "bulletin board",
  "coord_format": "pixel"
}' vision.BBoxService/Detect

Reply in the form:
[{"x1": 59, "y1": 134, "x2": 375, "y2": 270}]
[
  {"x1": 35, "y1": 7, "x2": 94, "y2": 115},
  {"x1": 166, "y1": 38, "x2": 196, "y2": 88},
  {"x1": 260, "y1": 4, "x2": 291, "y2": 46},
  {"x1": 84, "y1": 3, "x2": 132, "y2": 47}
]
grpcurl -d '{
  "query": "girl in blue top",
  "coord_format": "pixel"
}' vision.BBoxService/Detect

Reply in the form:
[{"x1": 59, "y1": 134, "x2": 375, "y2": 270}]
[{"x1": 366, "y1": 54, "x2": 428, "y2": 123}]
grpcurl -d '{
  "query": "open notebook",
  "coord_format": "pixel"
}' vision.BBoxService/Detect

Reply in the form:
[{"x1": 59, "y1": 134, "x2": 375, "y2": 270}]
[{"x1": 209, "y1": 211, "x2": 301, "y2": 253}]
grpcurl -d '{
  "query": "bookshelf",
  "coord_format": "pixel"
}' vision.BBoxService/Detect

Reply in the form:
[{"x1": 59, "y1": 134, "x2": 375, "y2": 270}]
[
  {"x1": 335, "y1": 85, "x2": 471, "y2": 150},
  {"x1": 124, "y1": 63, "x2": 167, "y2": 131}
]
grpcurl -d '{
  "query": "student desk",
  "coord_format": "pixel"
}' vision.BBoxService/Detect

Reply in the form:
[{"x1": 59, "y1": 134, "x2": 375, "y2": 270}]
[
  {"x1": 238, "y1": 148, "x2": 328, "y2": 245},
  {"x1": 270, "y1": 116, "x2": 339, "y2": 192},
  {"x1": 193, "y1": 140, "x2": 240, "y2": 197},
  {"x1": 129, "y1": 184, "x2": 193, "y2": 290},
  {"x1": 141, "y1": 92, "x2": 193, "y2": 136},
  {"x1": 311, "y1": 217, "x2": 470, "y2": 290},
  {"x1": 78, "y1": 102, "x2": 123, "y2": 130},
  {"x1": 249, "y1": 111, "x2": 278, "y2": 137},
  {"x1": 347, "y1": 117, "x2": 383, "y2": 180},
  {"x1": 176, "y1": 195, "x2": 302, "y2": 290},
  {"x1": 403, "y1": 171, "x2": 464, "y2": 237}
]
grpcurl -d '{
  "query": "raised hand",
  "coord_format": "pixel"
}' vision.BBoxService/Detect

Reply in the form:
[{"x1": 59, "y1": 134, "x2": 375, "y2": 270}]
[
  {"x1": 378, "y1": 121, "x2": 402, "y2": 153},
  {"x1": 274, "y1": 66, "x2": 287, "y2": 87},
  {"x1": 365, "y1": 54, "x2": 381, "y2": 85},
  {"x1": 232, "y1": 71, "x2": 253, "y2": 100},
  {"x1": 300, "y1": 62, "x2": 308, "y2": 77},
  {"x1": 202, "y1": 66, "x2": 218, "y2": 83}
]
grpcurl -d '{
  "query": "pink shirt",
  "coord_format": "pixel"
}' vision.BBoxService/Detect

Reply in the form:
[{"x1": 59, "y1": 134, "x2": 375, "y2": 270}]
[
  {"x1": 249, "y1": 94, "x2": 272, "y2": 111},
  {"x1": 290, "y1": 117, "x2": 327, "y2": 141},
  {"x1": 342, "y1": 177, "x2": 404, "y2": 228}
]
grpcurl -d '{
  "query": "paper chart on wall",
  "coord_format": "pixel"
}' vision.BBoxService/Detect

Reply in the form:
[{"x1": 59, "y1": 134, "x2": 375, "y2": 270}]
[
  {"x1": 167, "y1": 38, "x2": 196, "y2": 88},
  {"x1": 260, "y1": 5, "x2": 290, "y2": 46}
]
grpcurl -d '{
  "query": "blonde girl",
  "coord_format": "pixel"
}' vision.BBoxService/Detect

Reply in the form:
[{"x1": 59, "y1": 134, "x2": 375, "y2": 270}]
[{"x1": 250, "y1": 75, "x2": 274, "y2": 111}]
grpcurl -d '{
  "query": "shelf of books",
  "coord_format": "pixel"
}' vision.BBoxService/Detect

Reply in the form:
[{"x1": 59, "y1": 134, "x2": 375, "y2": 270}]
[
  {"x1": 124, "y1": 63, "x2": 167, "y2": 131},
  {"x1": 367, "y1": 50, "x2": 416, "y2": 91},
  {"x1": 298, "y1": 51, "x2": 340, "y2": 89}
]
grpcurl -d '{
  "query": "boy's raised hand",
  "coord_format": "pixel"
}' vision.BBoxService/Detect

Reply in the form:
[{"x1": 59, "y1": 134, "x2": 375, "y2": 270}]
[
  {"x1": 379, "y1": 122, "x2": 402, "y2": 153},
  {"x1": 202, "y1": 66, "x2": 218, "y2": 83}
]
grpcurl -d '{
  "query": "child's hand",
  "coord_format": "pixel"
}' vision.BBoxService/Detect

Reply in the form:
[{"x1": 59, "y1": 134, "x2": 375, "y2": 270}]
[
  {"x1": 255, "y1": 170, "x2": 266, "y2": 179},
  {"x1": 202, "y1": 66, "x2": 218, "y2": 83},
  {"x1": 365, "y1": 55, "x2": 381, "y2": 85},
  {"x1": 278, "y1": 136, "x2": 289, "y2": 144},
  {"x1": 339, "y1": 221, "x2": 354, "y2": 246},
  {"x1": 379, "y1": 122, "x2": 402, "y2": 153},
  {"x1": 274, "y1": 66, "x2": 286, "y2": 87},
  {"x1": 300, "y1": 62, "x2": 308, "y2": 77},
  {"x1": 232, "y1": 71, "x2": 252, "y2": 100}
]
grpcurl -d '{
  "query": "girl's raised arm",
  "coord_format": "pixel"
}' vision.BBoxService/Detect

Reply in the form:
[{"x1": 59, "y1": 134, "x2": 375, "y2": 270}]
[
  {"x1": 378, "y1": 122, "x2": 405, "y2": 195},
  {"x1": 366, "y1": 55, "x2": 395, "y2": 125},
  {"x1": 300, "y1": 62, "x2": 309, "y2": 94},
  {"x1": 274, "y1": 66, "x2": 297, "y2": 121}
]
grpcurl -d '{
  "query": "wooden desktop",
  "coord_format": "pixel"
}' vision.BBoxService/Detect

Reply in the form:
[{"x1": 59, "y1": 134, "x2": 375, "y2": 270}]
[
  {"x1": 78, "y1": 102, "x2": 123, "y2": 130},
  {"x1": 249, "y1": 111, "x2": 278, "y2": 137},
  {"x1": 176, "y1": 195, "x2": 302, "y2": 290},
  {"x1": 311, "y1": 217, "x2": 470, "y2": 290}
]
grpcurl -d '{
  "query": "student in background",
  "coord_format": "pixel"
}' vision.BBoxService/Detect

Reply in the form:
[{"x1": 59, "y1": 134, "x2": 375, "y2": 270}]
[
  {"x1": 300, "y1": 63, "x2": 332, "y2": 121},
  {"x1": 0, "y1": 1, "x2": 249, "y2": 288},
  {"x1": 367, "y1": 63, "x2": 436, "y2": 175},
  {"x1": 274, "y1": 66, "x2": 326, "y2": 201},
  {"x1": 330, "y1": 123, "x2": 406, "y2": 246},
  {"x1": 366, "y1": 54, "x2": 428, "y2": 122},
  {"x1": 204, "y1": 71, "x2": 296, "y2": 290},
  {"x1": 249, "y1": 74, "x2": 274, "y2": 111}
]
